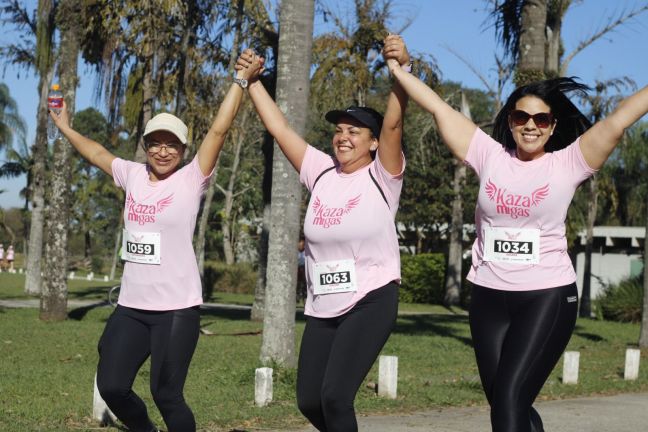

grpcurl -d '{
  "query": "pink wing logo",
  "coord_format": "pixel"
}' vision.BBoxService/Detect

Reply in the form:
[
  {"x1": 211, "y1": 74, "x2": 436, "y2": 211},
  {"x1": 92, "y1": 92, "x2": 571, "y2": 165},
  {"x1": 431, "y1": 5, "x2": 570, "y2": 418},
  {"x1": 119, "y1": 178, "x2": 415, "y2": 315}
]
[
  {"x1": 344, "y1": 195, "x2": 362, "y2": 214},
  {"x1": 156, "y1": 194, "x2": 174, "y2": 213},
  {"x1": 531, "y1": 184, "x2": 550, "y2": 206},
  {"x1": 125, "y1": 192, "x2": 135, "y2": 208},
  {"x1": 326, "y1": 264, "x2": 339, "y2": 272},
  {"x1": 312, "y1": 196, "x2": 321, "y2": 212},
  {"x1": 133, "y1": 234, "x2": 144, "y2": 242},
  {"x1": 485, "y1": 178, "x2": 498, "y2": 201},
  {"x1": 505, "y1": 231, "x2": 521, "y2": 240}
]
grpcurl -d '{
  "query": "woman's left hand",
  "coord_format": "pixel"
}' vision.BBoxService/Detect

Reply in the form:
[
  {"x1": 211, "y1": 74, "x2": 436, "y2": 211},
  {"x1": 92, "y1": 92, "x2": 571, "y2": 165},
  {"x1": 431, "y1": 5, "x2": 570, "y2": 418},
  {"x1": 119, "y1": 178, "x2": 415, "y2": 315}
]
[
  {"x1": 382, "y1": 34, "x2": 410, "y2": 70},
  {"x1": 235, "y1": 48, "x2": 264, "y2": 82}
]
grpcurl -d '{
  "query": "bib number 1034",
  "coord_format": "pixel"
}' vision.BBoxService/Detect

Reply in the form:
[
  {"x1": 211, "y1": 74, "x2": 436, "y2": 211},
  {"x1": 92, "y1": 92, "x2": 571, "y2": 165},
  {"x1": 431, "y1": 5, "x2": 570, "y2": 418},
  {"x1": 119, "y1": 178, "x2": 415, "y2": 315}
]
[
  {"x1": 483, "y1": 227, "x2": 540, "y2": 265},
  {"x1": 493, "y1": 240, "x2": 532, "y2": 254}
]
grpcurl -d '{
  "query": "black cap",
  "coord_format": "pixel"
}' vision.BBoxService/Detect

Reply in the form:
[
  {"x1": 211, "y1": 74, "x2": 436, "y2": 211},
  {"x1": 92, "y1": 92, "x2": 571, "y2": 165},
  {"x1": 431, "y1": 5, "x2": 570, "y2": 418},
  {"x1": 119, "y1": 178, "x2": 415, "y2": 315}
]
[{"x1": 325, "y1": 106, "x2": 383, "y2": 138}]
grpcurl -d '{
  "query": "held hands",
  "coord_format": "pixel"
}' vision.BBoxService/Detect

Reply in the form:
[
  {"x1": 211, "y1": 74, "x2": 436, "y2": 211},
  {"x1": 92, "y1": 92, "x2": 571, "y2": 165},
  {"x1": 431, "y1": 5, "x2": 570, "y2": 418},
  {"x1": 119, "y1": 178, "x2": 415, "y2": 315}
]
[
  {"x1": 382, "y1": 34, "x2": 410, "y2": 73},
  {"x1": 48, "y1": 100, "x2": 70, "y2": 131},
  {"x1": 235, "y1": 48, "x2": 265, "y2": 82}
]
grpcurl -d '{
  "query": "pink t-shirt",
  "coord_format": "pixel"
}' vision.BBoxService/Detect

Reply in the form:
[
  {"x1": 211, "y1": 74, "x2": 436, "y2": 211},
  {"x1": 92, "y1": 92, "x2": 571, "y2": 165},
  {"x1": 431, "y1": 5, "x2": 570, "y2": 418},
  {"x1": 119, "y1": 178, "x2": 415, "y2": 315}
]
[
  {"x1": 112, "y1": 156, "x2": 211, "y2": 310},
  {"x1": 301, "y1": 145, "x2": 404, "y2": 318},
  {"x1": 464, "y1": 128, "x2": 596, "y2": 291}
]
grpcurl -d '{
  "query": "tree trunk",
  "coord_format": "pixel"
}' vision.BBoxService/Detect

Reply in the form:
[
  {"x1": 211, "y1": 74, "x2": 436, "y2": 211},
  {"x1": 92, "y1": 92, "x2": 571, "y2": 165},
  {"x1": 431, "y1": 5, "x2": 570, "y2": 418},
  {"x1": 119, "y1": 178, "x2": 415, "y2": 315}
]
[
  {"x1": 639, "y1": 188, "x2": 648, "y2": 347},
  {"x1": 134, "y1": 38, "x2": 154, "y2": 163},
  {"x1": 579, "y1": 175, "x2": 597, "y2": 318},
  {"x1": 41, "y1": 17, "x2": 79, "y2": 321},
  {"x1": 251, "y1": 134, "x2": 274, "y2": 321},
  {"x1": 260, "y1": 0, "x2": 315, "y2": 367},
  {"x1": 220, "y1": 110, "x2": 249, "y2": 265},
  {"x1": 444, "y1": 92, "x2": 470, "y2": 306},
  {"x1": 545, "y1": 0, "x2": 569, "y2": 76},
  {"x1": 24, "y1": 68, "x2": 55, "y2": 296},
  {"x1": 515, "y1": 0, "x2": 548, "y2": 86}
]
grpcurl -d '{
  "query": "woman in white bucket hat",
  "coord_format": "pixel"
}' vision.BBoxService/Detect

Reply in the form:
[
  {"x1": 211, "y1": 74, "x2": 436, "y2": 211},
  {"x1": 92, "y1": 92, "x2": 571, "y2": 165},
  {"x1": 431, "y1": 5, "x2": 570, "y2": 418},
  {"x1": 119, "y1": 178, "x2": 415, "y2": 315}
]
[{"x1": 49, "y1": 63, "x2": 257, "y2": 432}]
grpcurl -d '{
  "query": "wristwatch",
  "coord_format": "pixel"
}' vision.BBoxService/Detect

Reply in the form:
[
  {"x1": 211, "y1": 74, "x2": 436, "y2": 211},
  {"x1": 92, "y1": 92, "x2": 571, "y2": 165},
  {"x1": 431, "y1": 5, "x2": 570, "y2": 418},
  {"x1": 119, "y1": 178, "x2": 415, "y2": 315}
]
[{"x1": 234, "y1": 77, "x2": 248, "y2": 89}]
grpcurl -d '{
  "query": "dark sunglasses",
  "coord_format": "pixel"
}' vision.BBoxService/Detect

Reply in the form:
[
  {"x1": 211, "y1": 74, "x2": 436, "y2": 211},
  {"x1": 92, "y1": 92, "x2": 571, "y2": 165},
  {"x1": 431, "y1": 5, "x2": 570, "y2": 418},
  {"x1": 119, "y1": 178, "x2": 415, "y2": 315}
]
[{"x1": 509, "y1": 110, "x2": 555, "y2": 128}]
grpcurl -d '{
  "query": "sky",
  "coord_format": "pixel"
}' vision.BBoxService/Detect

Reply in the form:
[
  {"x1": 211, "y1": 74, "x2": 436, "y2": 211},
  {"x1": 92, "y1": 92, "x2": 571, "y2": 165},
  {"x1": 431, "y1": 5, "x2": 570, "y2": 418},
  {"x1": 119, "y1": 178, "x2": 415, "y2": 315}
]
[{"x1": 1, "y1": 0, "x2": 647, "y2": 209}]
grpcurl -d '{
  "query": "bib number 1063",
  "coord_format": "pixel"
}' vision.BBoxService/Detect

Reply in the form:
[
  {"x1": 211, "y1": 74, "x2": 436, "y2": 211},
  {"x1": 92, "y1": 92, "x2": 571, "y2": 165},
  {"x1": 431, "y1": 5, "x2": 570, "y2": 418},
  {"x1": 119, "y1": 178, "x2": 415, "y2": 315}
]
[
  {"x1": 494, "y1": 240, "x2": 532, "y2": 255},
  {"x1": 319, "y1": 271, "x2": 350, "y2": 286},
  {"x1": 126, "y1": 241, "x2": 155, "y2": 255}
]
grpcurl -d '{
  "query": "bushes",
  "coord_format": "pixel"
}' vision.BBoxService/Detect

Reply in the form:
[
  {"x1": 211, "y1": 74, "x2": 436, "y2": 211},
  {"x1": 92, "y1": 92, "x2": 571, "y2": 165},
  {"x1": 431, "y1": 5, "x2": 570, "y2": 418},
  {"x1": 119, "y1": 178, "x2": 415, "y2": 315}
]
[
  {"x1": 595, "y1": 275, "x2": 644, "y2": 323},
  {"x1": 204, "y1": 261, "x2": 257, "y2": 298},
  {"x1": 400, "y1": 253, "x2": 446, "y2": 304}
]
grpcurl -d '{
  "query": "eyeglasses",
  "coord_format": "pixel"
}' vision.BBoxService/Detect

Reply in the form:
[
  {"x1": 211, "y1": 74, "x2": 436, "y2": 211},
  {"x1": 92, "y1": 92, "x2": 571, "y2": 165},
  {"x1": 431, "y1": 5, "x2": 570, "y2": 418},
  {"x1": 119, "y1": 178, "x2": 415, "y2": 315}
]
[
  {"x1": 509, "y1": 110, "x2": 555, "y2": 129},
  {"x1": 145, "y1": 141, "x2": 184, "y2": 154}
]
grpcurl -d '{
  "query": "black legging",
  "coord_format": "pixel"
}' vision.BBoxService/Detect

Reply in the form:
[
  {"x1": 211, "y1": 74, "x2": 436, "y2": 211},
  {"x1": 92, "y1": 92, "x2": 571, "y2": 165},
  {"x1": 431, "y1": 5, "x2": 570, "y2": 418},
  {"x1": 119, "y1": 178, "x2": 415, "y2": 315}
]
[
  {"x1": 469, "y1": 283, "x2": 578, "y2": 432},
  {"x1": 297, "y1": 282, "x2": 399, "y2": 432},
  {"x1": 96, "y1": 305, "x2": 200, "y2": 432}
]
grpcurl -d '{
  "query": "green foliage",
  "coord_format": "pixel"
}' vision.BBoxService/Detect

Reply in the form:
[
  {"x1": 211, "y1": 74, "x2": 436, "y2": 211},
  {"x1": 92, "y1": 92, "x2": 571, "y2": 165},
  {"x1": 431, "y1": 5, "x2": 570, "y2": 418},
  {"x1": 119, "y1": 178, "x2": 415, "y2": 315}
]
[
  {"x1": 400, "y1": 253, "x2": 446, "y2": 304},
  {"x1": 204, "y1": 261, "x2": 257, "y2": 297},
  {"x1": 595, "y1": 275, "x2": 644, "y2": 323}
]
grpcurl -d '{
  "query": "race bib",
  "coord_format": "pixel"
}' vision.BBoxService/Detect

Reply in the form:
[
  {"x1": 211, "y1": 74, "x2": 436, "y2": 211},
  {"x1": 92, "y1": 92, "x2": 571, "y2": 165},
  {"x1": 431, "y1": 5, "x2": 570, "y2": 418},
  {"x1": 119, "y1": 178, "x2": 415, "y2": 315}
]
[
  {"x1": 121, "y1": 229, "x2": 161, "y2": 265},
  {"x1": 312, "y1": 259, "x2": 357, "y2": 295},
  {"x1": 483, "y1": 226, "x2": 540, "y2": 264}
]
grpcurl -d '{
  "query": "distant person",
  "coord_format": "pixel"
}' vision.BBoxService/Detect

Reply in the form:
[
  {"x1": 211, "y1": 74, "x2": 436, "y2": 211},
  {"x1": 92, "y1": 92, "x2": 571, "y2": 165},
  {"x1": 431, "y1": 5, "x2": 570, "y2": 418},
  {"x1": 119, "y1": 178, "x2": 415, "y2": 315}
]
[
  {"x1": 389, "y1": 36, "x2": 648, "y2": 432},
  {"x1": 6, "y1": 245, "x2": 14, "y2": 272},
  {"x1": 236, "y1": 34, "x2": 409, "y2": 431},
  {"x1": 0, "y1": 243, "x2": 4, "y2": 272},
  {"x1": 49, "y1": 61, "x2": 256, "y2": 432}
]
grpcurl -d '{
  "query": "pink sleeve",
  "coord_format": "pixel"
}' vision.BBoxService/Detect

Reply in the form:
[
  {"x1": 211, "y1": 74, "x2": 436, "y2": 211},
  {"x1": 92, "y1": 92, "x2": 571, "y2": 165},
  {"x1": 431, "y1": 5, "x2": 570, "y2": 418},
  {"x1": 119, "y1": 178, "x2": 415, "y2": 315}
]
[
  {"x1": 555, "y1": 137, "x2": 597, "y2": 184},
  {"x1": 371, "y1": 153, "x2": 405, "y2": 213},
  {"x1": 299, "y1": 145, "x2": 337, "y2": 192},
  {"x1": 111, "y1": 158, "x2": 140, "y2": 190},
  {"x1": 186, "y1": 155, "x2": 213, "y2": 192},
  {"x1": 464, "y1": 128, "x2": 504, "y2": 177}
]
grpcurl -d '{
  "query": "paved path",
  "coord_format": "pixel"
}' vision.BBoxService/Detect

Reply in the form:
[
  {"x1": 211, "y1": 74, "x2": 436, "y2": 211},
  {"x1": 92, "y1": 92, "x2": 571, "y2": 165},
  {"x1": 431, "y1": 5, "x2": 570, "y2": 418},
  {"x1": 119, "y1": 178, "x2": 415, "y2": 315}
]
[{"x1": 273, "y1": 392, "x2": 648, "y2": 432}]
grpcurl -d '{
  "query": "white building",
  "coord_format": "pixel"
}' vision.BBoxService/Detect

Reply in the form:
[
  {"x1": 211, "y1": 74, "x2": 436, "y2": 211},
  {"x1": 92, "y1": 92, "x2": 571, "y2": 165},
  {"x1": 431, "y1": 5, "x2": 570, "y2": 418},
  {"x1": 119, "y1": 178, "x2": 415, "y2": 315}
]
[{"x1": 575, "y1": 226, "x2": 645, "y2": 300}]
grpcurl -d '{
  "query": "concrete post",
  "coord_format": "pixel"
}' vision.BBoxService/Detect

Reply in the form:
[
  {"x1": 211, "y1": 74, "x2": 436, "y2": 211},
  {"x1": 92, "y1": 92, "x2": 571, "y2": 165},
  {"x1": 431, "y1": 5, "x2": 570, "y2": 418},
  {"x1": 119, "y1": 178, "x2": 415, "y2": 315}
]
[
  {"x1": 562, "y1": 351, "x2": 580, "y2": 384},
  {"x1": 378, "y1": 355, "x2": 398, "y2": 399},
  {"x1": 255, "y1": 367, "x2": 273, "y2": 407},
  {"x1": 93, "y1": 373, "x2": 116, "y2": 425},
  {"x1": 624, "y1": 348, "x2": 641, "y2": 380}
]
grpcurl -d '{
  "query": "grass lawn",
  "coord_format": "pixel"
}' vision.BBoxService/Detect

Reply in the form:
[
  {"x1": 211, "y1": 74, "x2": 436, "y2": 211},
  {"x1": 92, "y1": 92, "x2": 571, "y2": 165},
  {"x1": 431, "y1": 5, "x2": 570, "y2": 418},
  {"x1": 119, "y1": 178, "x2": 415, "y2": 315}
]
[{"x1": 1, "y1": 274, "x2": 648, "y2": 431}]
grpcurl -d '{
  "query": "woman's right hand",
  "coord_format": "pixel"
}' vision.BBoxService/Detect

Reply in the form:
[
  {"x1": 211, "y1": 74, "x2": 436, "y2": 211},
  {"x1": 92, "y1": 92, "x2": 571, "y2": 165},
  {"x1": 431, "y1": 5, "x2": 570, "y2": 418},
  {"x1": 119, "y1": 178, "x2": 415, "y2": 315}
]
[
  {"x1": 48, "y1": 100, "x2": 71, "y2": 130},
  {"x1": 235, "y1": 48, "x2": 264, "y2": 82}
]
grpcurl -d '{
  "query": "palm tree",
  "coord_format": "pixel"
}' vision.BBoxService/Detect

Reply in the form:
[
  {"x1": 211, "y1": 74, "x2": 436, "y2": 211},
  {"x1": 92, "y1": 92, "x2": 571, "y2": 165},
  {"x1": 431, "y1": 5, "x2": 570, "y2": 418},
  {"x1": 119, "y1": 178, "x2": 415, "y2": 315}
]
[
  {"x1": 0, "y1": 83, "x2": 26, "y2": 151},
  {"x1": 260, "y1": 0, "x2": 315, "y2": 367}
]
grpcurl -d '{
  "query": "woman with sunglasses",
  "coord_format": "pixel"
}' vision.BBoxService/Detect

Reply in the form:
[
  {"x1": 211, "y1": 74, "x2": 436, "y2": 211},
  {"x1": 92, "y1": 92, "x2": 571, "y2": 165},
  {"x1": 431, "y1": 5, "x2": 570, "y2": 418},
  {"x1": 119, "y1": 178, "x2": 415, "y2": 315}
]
[
  {"x1": 48, "y1": 63, "x2": 256, "y2": 432},
  {"x1": 385, "y1": 38, "x2": 648, "y2": 432},
  {"x1": 236, "y1": 36, "x2": 408, "y2": 431}
]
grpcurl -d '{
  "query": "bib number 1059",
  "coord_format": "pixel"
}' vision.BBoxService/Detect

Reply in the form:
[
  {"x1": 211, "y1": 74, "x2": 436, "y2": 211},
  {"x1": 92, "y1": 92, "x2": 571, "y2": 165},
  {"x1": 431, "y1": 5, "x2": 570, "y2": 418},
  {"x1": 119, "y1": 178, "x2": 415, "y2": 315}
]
[
  {"x1": 493, "y1": 240, "x2": 532, "y2": 254},
  {"x1": 125, "y1": 241, "x2": 155, "y2": 255},
  {"x1": 319, "y1": 271, "x2": 350, "y2": 286}
]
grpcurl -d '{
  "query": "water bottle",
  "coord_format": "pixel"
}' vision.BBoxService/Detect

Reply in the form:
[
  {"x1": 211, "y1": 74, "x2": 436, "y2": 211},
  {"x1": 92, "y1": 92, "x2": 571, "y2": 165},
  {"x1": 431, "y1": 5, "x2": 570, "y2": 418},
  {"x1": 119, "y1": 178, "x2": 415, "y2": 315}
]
[{"x1": 47, "y1": 84, "x2": 63, "y2": 143}]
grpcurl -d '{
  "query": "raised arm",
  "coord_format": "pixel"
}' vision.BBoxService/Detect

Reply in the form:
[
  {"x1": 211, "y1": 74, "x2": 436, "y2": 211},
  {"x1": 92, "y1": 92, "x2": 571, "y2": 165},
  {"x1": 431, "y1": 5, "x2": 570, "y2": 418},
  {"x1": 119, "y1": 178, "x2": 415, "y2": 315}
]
[
  {"x1": 387, "y1": 39, "x2": 477, "y2": 161},
  {"x1": 379, "y1": 35, "x2": 409, "y2": 175},
  {"x1": 197, "y1": 53, "x2": 261, "y2": 175},
  {"x1": 50, "y1": 101, "x2": 116, "y2": 177},
  {"x1": 236, "y1": 50, "x2": 308, "y2": 172},
  {"x1": 580, "y1": 85, "x2": 648, "y2": 170}
]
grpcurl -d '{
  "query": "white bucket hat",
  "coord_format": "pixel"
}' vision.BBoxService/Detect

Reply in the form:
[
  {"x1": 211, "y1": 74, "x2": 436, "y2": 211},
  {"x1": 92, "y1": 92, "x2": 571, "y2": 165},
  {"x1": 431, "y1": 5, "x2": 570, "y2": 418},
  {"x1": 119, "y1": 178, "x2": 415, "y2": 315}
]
[{"x1": 143, "y1": 113, "x2": 189, "y2": 145}]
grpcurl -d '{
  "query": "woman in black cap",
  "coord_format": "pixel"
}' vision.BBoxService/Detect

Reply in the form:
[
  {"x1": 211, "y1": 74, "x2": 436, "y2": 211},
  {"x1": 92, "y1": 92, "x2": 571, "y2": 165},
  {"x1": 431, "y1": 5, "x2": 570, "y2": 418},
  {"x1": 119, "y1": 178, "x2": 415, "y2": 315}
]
[{"x1": 236, "y1": 35, "x2": 410, "y2": 431}]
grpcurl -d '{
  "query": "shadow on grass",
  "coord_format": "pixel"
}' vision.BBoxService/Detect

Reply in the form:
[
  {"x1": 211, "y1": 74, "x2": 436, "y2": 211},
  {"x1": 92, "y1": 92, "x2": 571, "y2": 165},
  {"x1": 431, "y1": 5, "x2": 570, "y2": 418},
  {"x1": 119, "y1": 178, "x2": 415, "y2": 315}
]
[
  {"x1": 68, "y1": 301, "x2": 110, "y2": 321},
  {"x1": 394, "y1": 313, "x2": 474, "y2": 347},
  {"x1": 68, "y1": 285, "x2": 114, "y2": 301},
  {"x1": 573, "y1": 324, "x2": 606, "y2": 342}
]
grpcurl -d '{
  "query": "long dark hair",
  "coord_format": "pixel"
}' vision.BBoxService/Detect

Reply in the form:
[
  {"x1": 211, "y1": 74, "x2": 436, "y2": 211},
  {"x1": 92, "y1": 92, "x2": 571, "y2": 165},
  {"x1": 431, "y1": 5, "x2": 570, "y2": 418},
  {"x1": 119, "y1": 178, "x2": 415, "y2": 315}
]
[{"x1": 492, "y1": 77, "x2": 592, "y2": 152}]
